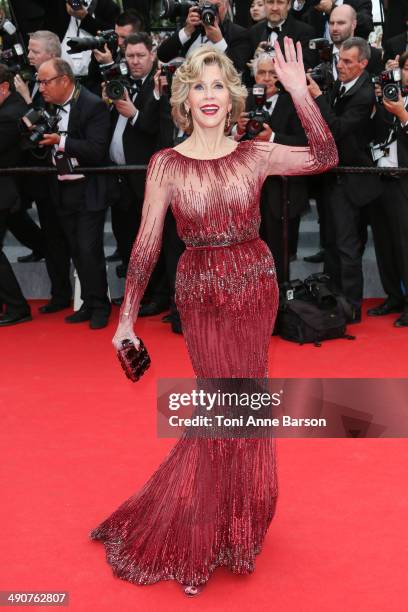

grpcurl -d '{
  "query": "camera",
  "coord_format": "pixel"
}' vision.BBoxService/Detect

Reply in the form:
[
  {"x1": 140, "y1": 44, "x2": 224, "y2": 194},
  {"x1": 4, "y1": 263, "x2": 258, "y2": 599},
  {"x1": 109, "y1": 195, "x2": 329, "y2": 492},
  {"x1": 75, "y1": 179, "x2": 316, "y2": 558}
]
[
  {"x1": 160, "y1": 0, "x2": 218, "y2": 25},
  {"x1": 101, "y1": 61, "x2": 137, "y2": 100},
  {"x1": 308, "y1": 38, "x2": 331, "y2": 62},
  {"x1": 67, "y1": 29, "x2": 118, "y2": 55},
  {"x1": 19, "y1": 108, "x2": 60, "y2": 150},
  {"x1": 373, "y1": 68, "x2": 408, "y2": 103},
  {"x1": 309, "y1": 62, "x2": 334, "y2": 91},
  {"x1": 160, "y1": 60, "x2": 184, "y2": 95},
  {"x1": 0, "y1": 44, "x2": 24, "y2": 64},
  {"x1": 241, "y1": 84, "x2": 270, "y2": 141}
]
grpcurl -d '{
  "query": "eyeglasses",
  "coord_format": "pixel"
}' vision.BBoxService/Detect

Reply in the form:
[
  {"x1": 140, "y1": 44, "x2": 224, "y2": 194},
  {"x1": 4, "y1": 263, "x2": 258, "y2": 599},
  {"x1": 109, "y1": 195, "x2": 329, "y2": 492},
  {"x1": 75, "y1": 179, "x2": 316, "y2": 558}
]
[{"x1": 36, "y1": 75, "x2": 63, "y2": 87}]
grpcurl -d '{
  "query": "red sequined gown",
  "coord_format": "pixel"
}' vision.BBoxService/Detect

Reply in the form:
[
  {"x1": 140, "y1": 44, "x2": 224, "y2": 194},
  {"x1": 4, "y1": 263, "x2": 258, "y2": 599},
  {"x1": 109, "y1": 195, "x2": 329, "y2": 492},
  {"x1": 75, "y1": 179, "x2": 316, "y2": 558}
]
[{"x1": 90, "y1": 95, "x2": 338, "y2": 587}]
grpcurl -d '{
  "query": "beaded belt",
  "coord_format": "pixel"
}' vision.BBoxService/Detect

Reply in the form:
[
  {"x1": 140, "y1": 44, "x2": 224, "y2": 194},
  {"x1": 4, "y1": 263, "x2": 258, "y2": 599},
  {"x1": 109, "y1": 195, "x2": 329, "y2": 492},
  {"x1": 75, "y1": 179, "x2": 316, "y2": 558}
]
[{"x1": 185, "y1": 236, "x2": 259, "y2": 251}]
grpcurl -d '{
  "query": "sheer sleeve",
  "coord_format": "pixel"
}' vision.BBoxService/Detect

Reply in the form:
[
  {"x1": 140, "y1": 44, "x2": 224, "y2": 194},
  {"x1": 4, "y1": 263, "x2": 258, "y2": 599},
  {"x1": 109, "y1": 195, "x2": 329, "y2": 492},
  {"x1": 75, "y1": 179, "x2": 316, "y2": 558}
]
[
  {"x1": 119, "y1": 150, "x2": 172, "y2": 327},
  {"x1": 261, "y1": 91, "x2": 338, "y2": 177}
]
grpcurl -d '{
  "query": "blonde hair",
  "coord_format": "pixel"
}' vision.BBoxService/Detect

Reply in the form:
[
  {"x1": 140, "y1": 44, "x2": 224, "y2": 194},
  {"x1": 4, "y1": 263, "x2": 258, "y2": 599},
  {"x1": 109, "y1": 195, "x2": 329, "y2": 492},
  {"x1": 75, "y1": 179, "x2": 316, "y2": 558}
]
[{"x1": 170, "y1": 46, "x2": 247, "y2": 134}]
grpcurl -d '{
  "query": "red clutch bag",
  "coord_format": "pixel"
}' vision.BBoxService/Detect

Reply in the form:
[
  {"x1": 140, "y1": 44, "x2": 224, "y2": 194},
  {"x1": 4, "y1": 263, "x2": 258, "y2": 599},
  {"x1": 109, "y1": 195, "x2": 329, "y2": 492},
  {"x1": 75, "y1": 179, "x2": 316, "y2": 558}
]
[{"x1": 117, "y1": 338, "x2": 151, "y2": 382}]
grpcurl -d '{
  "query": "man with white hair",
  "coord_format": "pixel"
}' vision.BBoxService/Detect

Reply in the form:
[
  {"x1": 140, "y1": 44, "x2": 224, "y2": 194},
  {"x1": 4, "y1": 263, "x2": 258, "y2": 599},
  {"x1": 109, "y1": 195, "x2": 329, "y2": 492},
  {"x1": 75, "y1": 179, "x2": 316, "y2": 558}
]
[{"x1": 158, "y1": 0, "x2": 252, "y2": 74}]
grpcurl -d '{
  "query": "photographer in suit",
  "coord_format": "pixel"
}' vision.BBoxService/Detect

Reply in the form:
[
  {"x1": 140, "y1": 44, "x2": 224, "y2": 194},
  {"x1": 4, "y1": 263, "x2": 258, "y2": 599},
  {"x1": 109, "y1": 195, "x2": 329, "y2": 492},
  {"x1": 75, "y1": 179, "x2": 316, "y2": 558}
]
[
  {"x1": 157, "y1": 0, "x2": 252, "y2": 75},
  {"x1": 38, "y1": 57, "x2": 112, "y2": 329},
  {"x1": 383, "y1": 6, "x2": 408, "y2": 66},
  {"x1": 0, "y1": 64, "x2": 31, "y2": 326},
  {"x1": 291, "y1": 0, "x2": 373, "y2": 40},
  {"x1": 87, "y1": 8, "x2": 144, "y2": 95},
  {"x1": 234, "y1": 51, "x2": 309, "y2": 283},
  {"x1": 249, "y1": 0, "x2": 316, "y2": 67},
  {"x1": 106, "y1": 33, "x2": 169, "y2": 316},
  {"x1": 12, "y1": 31, "x2": 74, "y2": 314},
  {"x1": 367, "y1": 50, "x2": 408, "y2": 327},
  {"x1": 45, "y1": 0, "x2": 119, "y2": 78},
  {"x1": 309, "y1": 36, "x2": 380, "y2": 322}
]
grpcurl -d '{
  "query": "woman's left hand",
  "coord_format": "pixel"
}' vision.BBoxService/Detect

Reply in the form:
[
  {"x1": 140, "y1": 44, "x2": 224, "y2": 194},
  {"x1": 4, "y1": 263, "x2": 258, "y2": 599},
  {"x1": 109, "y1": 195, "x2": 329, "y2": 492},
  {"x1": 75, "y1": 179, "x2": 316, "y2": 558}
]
[{"x1": 272, "y1": 37, "x2": 307, "y2": 97}]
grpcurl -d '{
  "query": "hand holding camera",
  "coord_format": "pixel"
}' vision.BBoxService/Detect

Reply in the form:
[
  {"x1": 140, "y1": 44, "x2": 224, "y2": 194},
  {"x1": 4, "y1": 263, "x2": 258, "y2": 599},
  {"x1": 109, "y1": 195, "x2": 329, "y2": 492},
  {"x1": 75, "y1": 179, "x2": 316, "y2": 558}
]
[
  {"x1": 14, "y1": 74, "x2": 32, "y2": 104},
  {"x1": 114, "y1": 88, "x2": 137, "y2": 119},
  {"x1": 383, "y1": 93, "x2": 408, "y2": 123},
  {"x1": 66, "y1": 0, "x2": 88, "y2": 20},
  {"x1": 93, "y1": 43, "x2": 114, "y2": 65}
]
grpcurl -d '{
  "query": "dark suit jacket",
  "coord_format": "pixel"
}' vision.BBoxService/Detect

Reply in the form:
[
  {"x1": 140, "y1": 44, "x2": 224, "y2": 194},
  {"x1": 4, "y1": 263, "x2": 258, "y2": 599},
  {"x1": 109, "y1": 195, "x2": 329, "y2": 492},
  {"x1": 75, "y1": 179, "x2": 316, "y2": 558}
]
[
  {"x1": 0, "y1": 92, "x2": 28, "y2": 211},
  {"x1": 383, "y1": 32, "x2": 408, "y2": 64},
  {"x1": 291, "y1": 0, "x2": 373, "y2": 40},
  {"x1": 372, "y1": 102, "x2": 408, "y2": 198},
  {"x1": 9, "y1": 0, "x2": 47, "y2": 42},
  {"x1": 315, "y1": 71, "x2": 380, "y2": 206},
  {"x1": 44, "y1": 0, "x2": 119, "y2": 41},
  {"x1": 110, "y1": 72, "x2": 161, "y2": 166},
  {"x1": 245, "y1": 91, "x2": 309, "y2": 219},
  {"x1": 51, "y1": 85, "x2": 111, "y2": 211},
  {"x1": 249, "y1": 15, "x2": 317, "y2": 68},
  {"x1": 157, "y1": 19, "x2": 252, "y2": 75}
]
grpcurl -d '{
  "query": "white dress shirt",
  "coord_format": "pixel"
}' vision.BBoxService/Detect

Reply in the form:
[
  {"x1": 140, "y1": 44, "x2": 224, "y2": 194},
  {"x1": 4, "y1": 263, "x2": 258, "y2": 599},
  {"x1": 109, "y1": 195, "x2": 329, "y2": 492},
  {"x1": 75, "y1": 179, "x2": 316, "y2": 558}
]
[
  {"x1": 179, "y1": 27, "x2": 228, "y2": 56},
  {"x1": 61, "y1": 17, "x2": 94, "y2": 77},
  {"x1": 109, "y1": 75, "x2": 149, "y2": 165},
  {"x1": 377, "y1": 96, "x2": 408, "y2": 168},
  {"x1": 54, "y1": 86, "x2": 84, "y2": 181}
]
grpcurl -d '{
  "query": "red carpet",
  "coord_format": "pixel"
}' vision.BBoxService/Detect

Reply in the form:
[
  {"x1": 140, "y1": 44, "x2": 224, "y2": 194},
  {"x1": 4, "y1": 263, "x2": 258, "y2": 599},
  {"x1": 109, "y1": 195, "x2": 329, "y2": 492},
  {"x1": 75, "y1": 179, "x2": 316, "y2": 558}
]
[{"x1": 1, "y1": 299, "x2": 407, "y2": 611}]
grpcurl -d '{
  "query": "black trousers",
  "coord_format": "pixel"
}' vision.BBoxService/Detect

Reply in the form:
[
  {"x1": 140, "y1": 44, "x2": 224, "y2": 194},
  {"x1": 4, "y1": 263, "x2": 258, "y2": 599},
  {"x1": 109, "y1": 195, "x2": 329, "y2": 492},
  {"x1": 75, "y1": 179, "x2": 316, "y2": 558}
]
[
  {"x1": 0, "y1": 209, "x2": 30, "y2": 316},
  {"x1": 323, "y1": 182, "x2": 365, "y2": 307},
  {"x1": 55, "y1": 180, "x2": 109, "y2": 312},
  {"x1": 7, "y1": 208, "x2": 44, "y2": 254},
  {"x1": 369, "y1": 179, "x2": 408, "y2": 305}
]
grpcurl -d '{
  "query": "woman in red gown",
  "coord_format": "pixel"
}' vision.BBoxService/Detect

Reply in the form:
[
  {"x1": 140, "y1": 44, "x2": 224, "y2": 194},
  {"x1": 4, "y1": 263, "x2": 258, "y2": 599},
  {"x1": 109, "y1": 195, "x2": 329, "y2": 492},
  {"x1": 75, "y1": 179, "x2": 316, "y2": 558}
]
[{"x1": 90, "y1": 38, "x2": 338, "y2": 595}]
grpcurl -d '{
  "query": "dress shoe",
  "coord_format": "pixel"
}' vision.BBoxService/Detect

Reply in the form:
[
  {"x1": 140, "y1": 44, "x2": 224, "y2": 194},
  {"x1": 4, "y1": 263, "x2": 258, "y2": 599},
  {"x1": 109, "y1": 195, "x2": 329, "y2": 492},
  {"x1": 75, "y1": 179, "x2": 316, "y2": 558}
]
[
  {"x1": 367, "y1": 299, "x2": 404, "y2": 317},
  {"x1": 89, "y1": 309, "x2": 110, "y2": 329},
  {"x1": 161, "y1": 313, "x2": 172, "y2": 323},
  {"x1": 171, "y1": 317, "x2": 182, "y2": 334},
  {"x1": 39, "y1": 300, "x2": 71, "y2": 314},
  {"x1": 394, "y1": 312, "x2": 408, "y2": 327},
  {"x1": 139, "y1": 302, "x2": 169, "y2": 317},
  {"x1": 116, "y1": 263, "x2": 128, "y2": 278},
  {"x1": 17, "y1": 251, "x2": 44, "y2": 263},
  {"x1": 65, "y1": 306, "x2": 91, "y2": 324},
  {"x1": 111, "y1": 296, "x2": 123, "y2": 306},
  {"x1": 106, "y1": 248, "x2": 121, "y2": 262},
  {"x1": 0, "y1": 312, "x2": 32, "y2": 326},
  {"x1": 303, "y1": 250, "x2": 325, "y2": 264}
]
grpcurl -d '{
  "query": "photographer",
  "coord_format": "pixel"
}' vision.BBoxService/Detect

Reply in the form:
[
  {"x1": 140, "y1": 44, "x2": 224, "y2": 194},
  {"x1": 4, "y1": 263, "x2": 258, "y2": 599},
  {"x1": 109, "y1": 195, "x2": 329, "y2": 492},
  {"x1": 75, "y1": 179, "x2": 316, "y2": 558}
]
[
  {"x1": 308, "y1": 36, "x2": 380, "y2": 323},
  {"x1": 11, "y1": 30, "x2": 74, "y2": 314},
  {"x1": 291, "y1": 0, "x2": 373, "y2": 41},
  {"x1": 234, "y1": 52, "x2": 309, "y2": 282},
  {"x1": 249, "y1": 0, "x2": 316, "y2": 68},
  {"x1": 0, "y1": 63, "x2": 31, "y2": 326},
  {"x1": 106, "y1": 33, "x2": 170, "y2": 316},
  {"x1": 157, "y1": 0, "x2": 252, "y2": 75},
  {"x1": 38, "y1": 57, "x2": 112, "y2": 329},
  {"x1": 367, "y1": 51, "x2": 408, "y2": 327},
  {"x1": 87, "y1": 9, "x2": 144, "y2": 95},
  {"x1": 45, "y1": 0, "x2": 119, "y2": 77}
]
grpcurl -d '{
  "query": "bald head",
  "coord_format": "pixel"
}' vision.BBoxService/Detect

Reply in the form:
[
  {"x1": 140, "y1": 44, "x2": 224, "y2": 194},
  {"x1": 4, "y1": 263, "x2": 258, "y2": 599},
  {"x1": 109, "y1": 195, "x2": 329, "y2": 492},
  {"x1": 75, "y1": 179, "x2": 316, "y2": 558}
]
[{"x1": 329, "y1": 4, "x2": 357, "y2": 47}]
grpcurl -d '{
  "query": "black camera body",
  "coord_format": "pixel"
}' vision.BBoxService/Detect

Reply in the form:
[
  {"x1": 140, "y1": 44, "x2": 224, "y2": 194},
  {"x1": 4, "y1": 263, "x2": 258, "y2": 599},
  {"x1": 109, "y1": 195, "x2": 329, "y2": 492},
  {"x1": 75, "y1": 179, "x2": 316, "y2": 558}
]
[
  {"x1": 19, "y1": 108, "x2": 60, "y2": 150},
  {"x1": 309, "y1": 62, "x2": 334, "y2": 91},
  {"x1": 242, "y1": 84, "x2": 270, "y2": 141},
  {"x1": 309, "y1": 37, "x2": 331, "y2": 62},
  {"x1": 160, "y1": 60, "x2": 184, "y2": 95},
  {"x1": 0, "y1": 43, "x2": 24, "y2": 64},
  {"x1": 67, "y1": 29, "x2": 118, "y2": 55},
  {"x1": 160, "y1": 0, "x2": 218, "y2": 24},
  {"x1": 373, "y1": 68, "x2": 408, "y2": 103},
  {"x1": 100, "y1": 61, "x2": 135, "y2": 100}
]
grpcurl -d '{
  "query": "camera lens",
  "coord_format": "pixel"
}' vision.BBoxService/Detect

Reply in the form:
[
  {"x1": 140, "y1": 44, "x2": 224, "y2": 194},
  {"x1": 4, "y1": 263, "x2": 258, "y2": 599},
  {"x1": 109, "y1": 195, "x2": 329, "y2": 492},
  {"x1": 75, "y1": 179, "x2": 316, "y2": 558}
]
[
  {"x1": 383, "y1": 83, "x2": 400, "y2": 102},
  {"x1": 106, "y1": 80, "x2": 125, "y2": 100}
]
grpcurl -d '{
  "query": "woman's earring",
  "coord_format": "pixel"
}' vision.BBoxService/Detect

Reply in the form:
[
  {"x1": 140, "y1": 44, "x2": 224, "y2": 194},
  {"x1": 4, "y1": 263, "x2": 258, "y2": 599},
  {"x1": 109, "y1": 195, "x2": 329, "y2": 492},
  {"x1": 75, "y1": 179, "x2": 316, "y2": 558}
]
[
  {"x1": 184, "y1": 106, "x2": 191, "y2": 118},
  {"x1": 225, "y1": 110, "x2": 232, "y2": 131}
]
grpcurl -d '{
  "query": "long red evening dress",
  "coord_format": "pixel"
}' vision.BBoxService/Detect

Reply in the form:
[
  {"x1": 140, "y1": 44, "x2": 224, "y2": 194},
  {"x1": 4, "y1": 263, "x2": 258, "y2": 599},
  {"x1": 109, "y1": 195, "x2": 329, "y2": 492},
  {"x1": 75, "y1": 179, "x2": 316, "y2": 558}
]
[{"x1": 90, "y1": 95, "x2": 338, "y2": 587}]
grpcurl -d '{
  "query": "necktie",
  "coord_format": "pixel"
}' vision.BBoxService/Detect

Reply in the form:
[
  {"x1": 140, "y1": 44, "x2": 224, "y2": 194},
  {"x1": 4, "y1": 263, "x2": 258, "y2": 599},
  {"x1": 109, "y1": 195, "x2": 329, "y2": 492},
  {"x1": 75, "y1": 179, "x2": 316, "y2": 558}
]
[
  {"x1": 264, "y1": 100, "x2": 272, "y2": 110},
  {"x1": 133, "y1": 79, "x2": 143, "y2": 89},
  {"x1": 55, "y1": 100, "x2": 71, "y2": 113},
  {"x1": 339, "y1": 85, "x2": 346, "y2": 97}
]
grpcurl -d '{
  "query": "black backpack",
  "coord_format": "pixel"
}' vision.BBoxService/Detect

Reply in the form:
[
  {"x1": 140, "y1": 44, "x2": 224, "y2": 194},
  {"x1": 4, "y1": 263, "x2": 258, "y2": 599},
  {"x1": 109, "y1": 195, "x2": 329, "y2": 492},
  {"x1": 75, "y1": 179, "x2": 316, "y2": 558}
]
[{"x1": 276, "y1": 273, "x2": 356, "y2": 347}]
